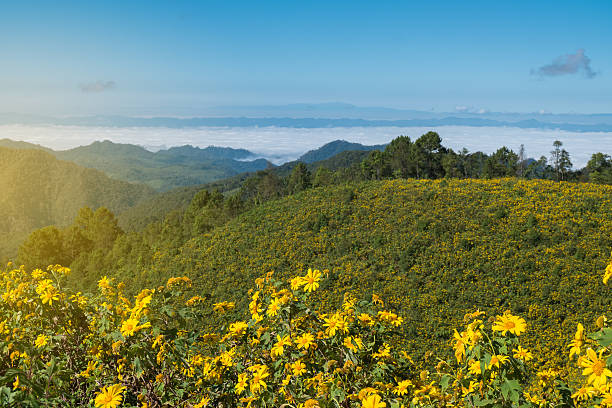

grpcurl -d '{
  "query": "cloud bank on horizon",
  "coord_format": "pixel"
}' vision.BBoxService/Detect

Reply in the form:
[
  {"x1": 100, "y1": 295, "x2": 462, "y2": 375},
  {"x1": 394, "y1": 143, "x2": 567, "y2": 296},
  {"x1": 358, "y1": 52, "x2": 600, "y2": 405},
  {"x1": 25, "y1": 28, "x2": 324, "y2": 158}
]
[
  {"x1": 1, "y1": 124, "x2": 608, "y2": 168},
  {"x1": 532, "y1": 49, "x2": 599, "y2": 79}
]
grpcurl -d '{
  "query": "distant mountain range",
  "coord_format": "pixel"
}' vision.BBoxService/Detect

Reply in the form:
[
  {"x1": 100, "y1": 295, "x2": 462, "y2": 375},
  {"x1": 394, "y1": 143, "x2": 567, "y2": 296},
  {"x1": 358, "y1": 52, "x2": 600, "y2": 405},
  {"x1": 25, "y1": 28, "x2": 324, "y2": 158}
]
[
  {"x1": 2, "y1": 103, "x2": 612, "y2": 131},
  {"x1": 0, "y1": 138, "x2": 384, "y2": 193},
  {"x1": 0, "y1": 139, "x2": 272, "y2": 192}
]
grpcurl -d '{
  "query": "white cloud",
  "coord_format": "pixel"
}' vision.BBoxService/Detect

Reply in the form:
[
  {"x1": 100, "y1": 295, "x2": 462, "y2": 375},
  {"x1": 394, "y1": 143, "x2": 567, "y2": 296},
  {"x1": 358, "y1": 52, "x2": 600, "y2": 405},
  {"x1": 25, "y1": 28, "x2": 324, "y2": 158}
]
[{"x1": 0, "y1": 124, "x2": 608, "y2": 167}]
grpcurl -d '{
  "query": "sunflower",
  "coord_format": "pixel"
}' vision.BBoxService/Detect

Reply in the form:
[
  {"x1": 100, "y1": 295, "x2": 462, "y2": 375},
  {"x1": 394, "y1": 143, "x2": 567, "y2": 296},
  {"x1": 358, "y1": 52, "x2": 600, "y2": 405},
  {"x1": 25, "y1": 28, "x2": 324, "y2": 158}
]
[
  {"x1": 361, "y1": 393, "x2": 386, "y2": 408},
  {"x1": 580, "y1": 348, "x2": 612, "y2": 387},
  {"x1": 94, "y1": 384, "x2": 126, "y2": 408},
  {"x1": 303, "y1": 269, "x2": 321, "y2": 292},
  {"x1": 492, "y1": 312, "x2": 527, "y2": 336}
]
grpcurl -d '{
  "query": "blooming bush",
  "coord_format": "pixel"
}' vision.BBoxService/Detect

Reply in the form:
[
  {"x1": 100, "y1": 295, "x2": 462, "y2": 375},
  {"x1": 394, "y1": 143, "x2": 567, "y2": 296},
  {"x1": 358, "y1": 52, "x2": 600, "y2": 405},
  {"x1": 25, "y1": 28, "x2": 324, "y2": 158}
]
[{"x1": 0, "y1": 254, "x2": 610, "y2": 407}]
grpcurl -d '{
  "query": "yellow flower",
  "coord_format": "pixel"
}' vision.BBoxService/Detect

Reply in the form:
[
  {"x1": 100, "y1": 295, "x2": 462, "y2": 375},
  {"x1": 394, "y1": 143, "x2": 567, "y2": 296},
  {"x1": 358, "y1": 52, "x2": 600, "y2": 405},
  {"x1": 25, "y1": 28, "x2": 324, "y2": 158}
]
[
  {"x1": 488, "y1": 354, "x2": 509, "y2": 369},
  {"x1": 323, "y1": 313, "x2": 347, "y2": 337},
  {"x1": 235, "y1": 373, "x2": 248, "y2": 394},
  {"x1": 372, "y1": 343, "x2": 391, "y2": 360},
  {"x1": 512, "y1": 346, "x2": 533, "y2": 361},
  {"x1": 394, "y1": 379, "x2": 412, "y2": 395},
  {"x1": 166, "y1": 276, "x2": 192, "y2": 288},
  {"x1": 131, "y1": 291, "x2": 153, "y2": 317},
  {"x1": 39, "y1": 289, "x2": 60, "y2": 305},
  {"x1": 492, "y1": 312, "x2": 526, "y2": 336},
  {"x1": 596, "y1": 315, "x2": 607, "y2": 328},
  {"x1": 80, "y1": 360, "x2": 98, "y2": 378},
  {"x1": 361, "y1": 393, "x2": 386, "y2": 408},
  {"x1": 296, "y1": 332, "x2": 315, "y2": 350},
  {"x1": 303, "y1": 399, "x2": 320, "y2": 408},
  {"x1": 568, "y1": 323, "x2": 584, "y2": 358},
  {"x1": 120, "y1": 318, "x2": 151, "y2": 337},
  {"x1": 35, "y1": 334, "x2": 48, "y2": 348},
  {"x1": 580, "y1": 348, "x2": 612, "y2": 387},
  {"x1": 98, "y1": 276, "x2": 112, "y2": 291},
  {"x1": 453, "y1": 329, "x2": 467, "y2": 362},
  {"x1": 271, "y1": 334, "x2": 292, "y2": 357},
  {"x1": 12, "y1": 376, "x2": 19, "y2": 390},
  {"x1": 193, "y1": 396, "x2": 210, "y2": 408},
  {"x1": 468, "y1": 359, "x2": 482, "y2": 376},
  {"x1": 344, "y1": 336, "x2": 364, "y2": 352},
  {"x1": 292, "y1": 360, "x2": 307, "y2": 376},
  {"x1": 571, "y1": 386, "x2": 597, "y2": 402},
  {"x1": 213, "y1": 301, "x2": 235, "y2": 312},
  {"x1": 604, "y1": 257, "x2": 612, "y2": 285},
  {"x1": 229, "y1": 321, "x2": 248, "y2": 337},
  {"x1": 250, "y1": 366, "x2": 269, "y2": 394},
  {"x1": 358, "y1": 313, "x2": 375, "y2": 326},
  {"x1": 303, "y1": 268, "x2": 321, "y2": 292},
  {"x1": 601, "y1": 392, "x2": 612, "y2": 407},
  {"x1": 94, "y1": 384, "x2": 126, "y2": 408},
  {"x1": 290, "y1": 276, "x2": 305, "y2": 291},
  {"x1": 267, "y1": 297, "x2": 282, "y2": 317}
]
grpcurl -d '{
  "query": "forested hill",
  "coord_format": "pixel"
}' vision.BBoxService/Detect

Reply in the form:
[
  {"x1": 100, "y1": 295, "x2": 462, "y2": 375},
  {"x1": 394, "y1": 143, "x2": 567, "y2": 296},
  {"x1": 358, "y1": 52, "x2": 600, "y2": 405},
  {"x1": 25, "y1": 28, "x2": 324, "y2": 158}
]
[
  {"x1": 116, "y1": 148, "x2": 373, "y2": 231},
  {"x1": 0, "y1": 147, "x2": 155, "y2": 258},
  {"x1": 0, "y1": 139, "x2": 272, "y2": 192},
  {"x1": 57, "y1": 177, "x2": 611, "y2": 364},
  {"x1": 53, "y1": 140, "x2": 271, "y2": 192},
  {"x1": 298, "y1": 140, "x2": 385, "y2": 163}
]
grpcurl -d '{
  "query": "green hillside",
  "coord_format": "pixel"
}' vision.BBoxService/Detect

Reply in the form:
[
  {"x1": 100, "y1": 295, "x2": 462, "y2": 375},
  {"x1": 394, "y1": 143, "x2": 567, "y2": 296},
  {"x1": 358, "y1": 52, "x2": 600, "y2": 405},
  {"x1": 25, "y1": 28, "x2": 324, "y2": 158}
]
[
  {"x1": 120, "y1": 178, "x2": 611, "y2": 363},
  {"x1": 298, "y1": 139, "x2": 385, "y2": 163},
  {"x1": 116, "y1": 150, "x2": 369, "y2": 231},
  {"x1": 54, "y1": 140, "x2": 271, "y2": 191},
  {"x1": 0, "y1": 147, "x2": 155, "y2": 258}
]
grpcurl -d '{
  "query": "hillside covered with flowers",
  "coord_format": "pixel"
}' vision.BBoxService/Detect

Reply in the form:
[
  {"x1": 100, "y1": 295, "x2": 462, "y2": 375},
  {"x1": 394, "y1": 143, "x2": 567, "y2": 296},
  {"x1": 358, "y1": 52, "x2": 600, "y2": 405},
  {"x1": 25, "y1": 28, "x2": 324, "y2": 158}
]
[
  {"x1": 0, "y1": 258, "x2": 610, "y2": 407},
  {"x1": 70, "y1": 178, "x2": 611, "y2": 366}
]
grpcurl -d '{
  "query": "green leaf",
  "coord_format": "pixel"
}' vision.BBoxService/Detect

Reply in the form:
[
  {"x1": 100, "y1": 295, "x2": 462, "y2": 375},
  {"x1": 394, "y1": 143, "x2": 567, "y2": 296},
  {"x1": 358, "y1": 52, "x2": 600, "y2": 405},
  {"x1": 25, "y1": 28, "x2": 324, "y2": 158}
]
[
  {"x1": 591, "y1": 328, "x2": 612, "y2": 347},
  {"x1": 501, "y1": 379, "x2": 521, "y2": 404},
  {"x1": 440, "y1": 374, "x2": 451, "y2": 391},
  {"x1": 473, "y1": 396, "x2": 494, "y2": 407}
]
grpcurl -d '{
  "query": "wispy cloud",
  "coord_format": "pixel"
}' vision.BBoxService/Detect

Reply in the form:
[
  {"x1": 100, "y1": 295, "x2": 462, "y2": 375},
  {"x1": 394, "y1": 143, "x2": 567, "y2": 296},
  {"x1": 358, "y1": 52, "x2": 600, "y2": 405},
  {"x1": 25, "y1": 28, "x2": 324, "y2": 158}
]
[
  {"x1": 79, "y1": 80, "x2": 116, "y2": 93},
  {"x1": 455, "y1": 106, "x2": 489, "y2": 114},
  {"x1": 532, "y1": 49, "x2": 598, "y2": 78}
]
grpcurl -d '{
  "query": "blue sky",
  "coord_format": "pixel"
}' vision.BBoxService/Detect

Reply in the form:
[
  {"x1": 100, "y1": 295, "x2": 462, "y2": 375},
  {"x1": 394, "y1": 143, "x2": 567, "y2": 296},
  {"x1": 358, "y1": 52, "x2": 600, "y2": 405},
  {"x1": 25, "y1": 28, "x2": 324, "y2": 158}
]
[{"x1": 1, "y1": 0, "x2": 611, "y2": 115}]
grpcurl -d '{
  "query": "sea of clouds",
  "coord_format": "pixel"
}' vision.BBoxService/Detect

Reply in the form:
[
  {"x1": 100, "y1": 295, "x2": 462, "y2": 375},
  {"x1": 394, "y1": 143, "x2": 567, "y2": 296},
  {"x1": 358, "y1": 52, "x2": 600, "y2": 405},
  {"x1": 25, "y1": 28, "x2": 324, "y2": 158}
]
[{"x1": 1, "y1": 124, "x2": 610, "y2": 168}]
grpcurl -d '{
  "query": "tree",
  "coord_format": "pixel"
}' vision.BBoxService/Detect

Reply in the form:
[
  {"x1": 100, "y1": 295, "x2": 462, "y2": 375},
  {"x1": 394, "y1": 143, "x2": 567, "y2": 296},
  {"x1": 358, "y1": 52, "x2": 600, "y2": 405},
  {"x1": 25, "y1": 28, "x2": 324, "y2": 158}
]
[
  {"x1": 287, "y1": 162, "x2": 312, "y2": 193},
  {"x1": 458, "y1": 148, "x2": 470, "y2": 178},
  {"x1": 524, "y1": 156, "x2": 551, "y2": 179},
  {"x1": 441, "y1": 149, "x2": 462, "y2": 178},
  {"x1": 558, "y1": 149, "x2": 572, "y2": 181},
  {"x1": 18, "y1": 226, "x2": 68, "y2": 268},
  {"x1": 465, "y1": 151, "x2": 488, "y2": 178},
  {"x1": 413, "y1": 131, "x2": 444, "y2": 178},
  {"x1": 483, "y1": 147, "x2": 518, "y2": 178},
  {"x1": 385, "y1": 136, "x2": 413, "y2": 178},
  {"x1": 312, "y1": 167, "x2": 333, "y2": 187},
  {"x1": 549, "y1": 140, "x2": 572, "y2": 181},
  {"x1": 518, "y1": 144, "x2": 526, "y2": 178},
  {"x1": 586, "y1": 153, "x2": 612, "y2": 184},
  {"x1": 361, "y1": 150, "x2": 391, "y2": 180},
  {"x1": 240, "y1": 170, "x2": 285, "y2": 204}
]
